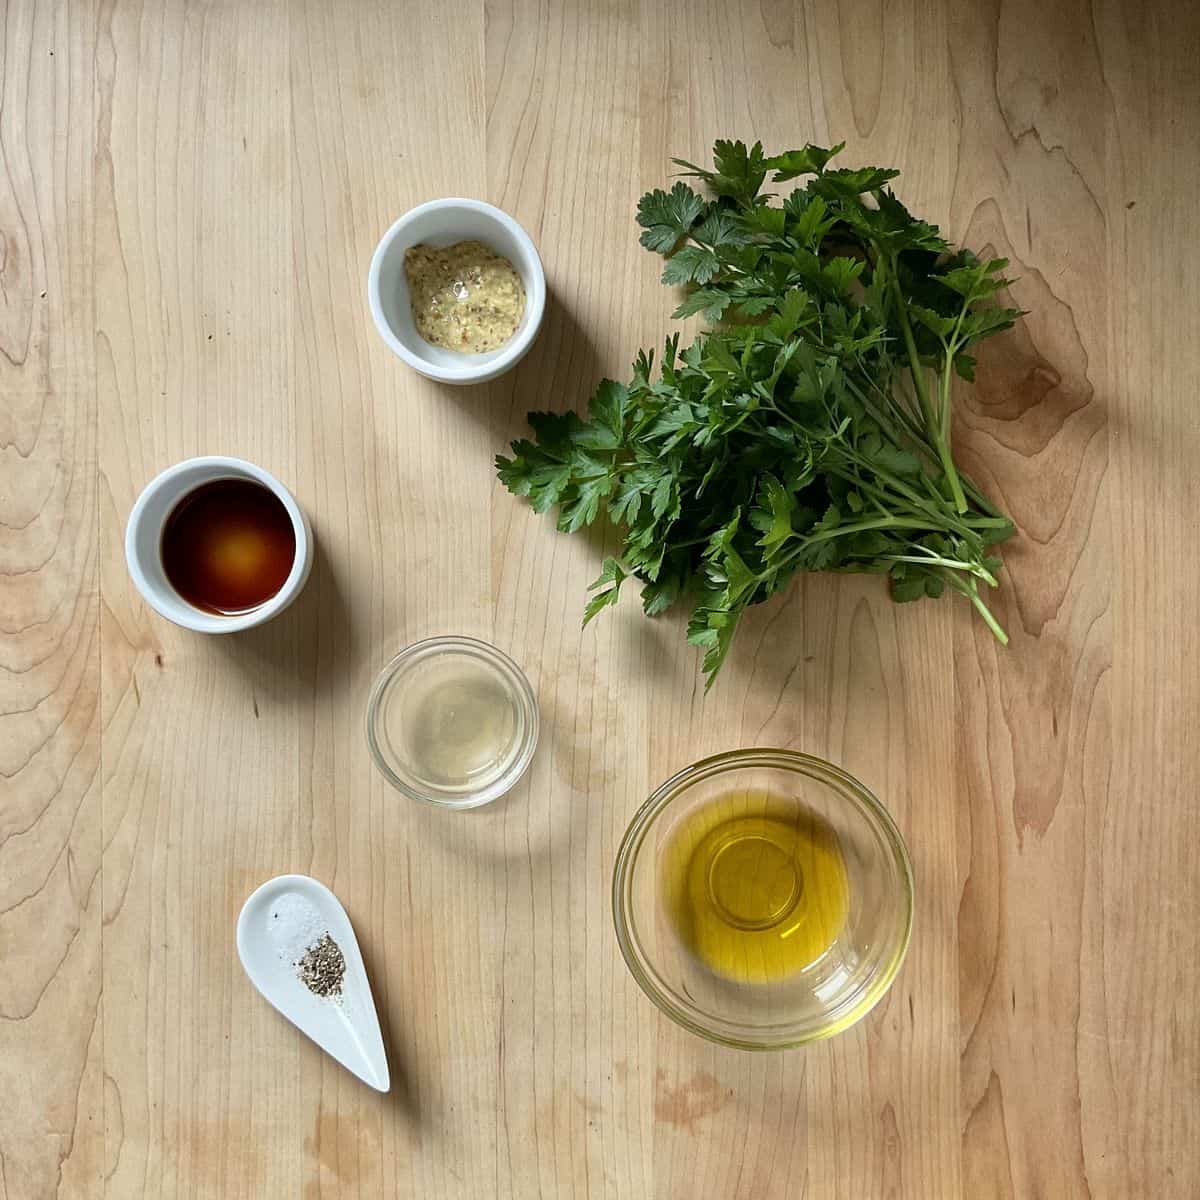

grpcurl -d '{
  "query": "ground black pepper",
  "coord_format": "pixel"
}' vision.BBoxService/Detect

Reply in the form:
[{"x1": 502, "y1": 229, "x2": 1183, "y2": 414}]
[{"x1": 296, "y1": 933, "x2": 346, "y2": 999}]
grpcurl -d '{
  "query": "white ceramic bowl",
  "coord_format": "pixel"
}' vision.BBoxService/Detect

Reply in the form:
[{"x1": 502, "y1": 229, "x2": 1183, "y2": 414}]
[
  {"x1": 367, "y1": 198, "x2": 546, "y2": 384},
  {"x1": 124, "y1": 456, "x2": 313, "y2": 633}
]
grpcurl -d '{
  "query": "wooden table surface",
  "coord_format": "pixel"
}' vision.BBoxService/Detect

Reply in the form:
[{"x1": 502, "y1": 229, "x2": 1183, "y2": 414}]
[{"x1": 3, "y1": 0, "x2": 1198, "y2": 1196}]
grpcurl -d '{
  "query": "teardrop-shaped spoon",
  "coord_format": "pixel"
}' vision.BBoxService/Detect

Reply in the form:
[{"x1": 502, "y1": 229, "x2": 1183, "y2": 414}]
[{"x1": 236, "y1": 875, "x2": 390, "y2": 1091}]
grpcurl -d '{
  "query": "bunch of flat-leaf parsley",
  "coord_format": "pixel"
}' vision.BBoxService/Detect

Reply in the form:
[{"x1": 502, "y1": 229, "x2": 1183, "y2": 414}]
[{"x1": 497, "y1": 140, "x2": 1021, "y2": 686}]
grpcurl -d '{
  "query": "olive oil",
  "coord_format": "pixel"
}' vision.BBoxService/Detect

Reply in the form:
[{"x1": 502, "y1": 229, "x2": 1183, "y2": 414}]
[{"x1": 661, "y1": 793, "x2": 849, "y2": 983}]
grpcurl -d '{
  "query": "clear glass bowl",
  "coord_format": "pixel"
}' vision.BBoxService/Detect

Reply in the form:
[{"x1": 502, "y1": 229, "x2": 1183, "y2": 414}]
[
  {"x1": 366, "y1": 636, "x2": 538, "y2": 808},
  {"x1": 612, "y1": 749, "x2": 913, "y2": 1049}
]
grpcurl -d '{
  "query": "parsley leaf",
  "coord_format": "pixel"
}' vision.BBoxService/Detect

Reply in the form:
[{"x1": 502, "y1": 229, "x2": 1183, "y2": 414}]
[
  {"x1": 661, "y1": 245, "x2": 721, "y2": 286},
  {"x1": 765, "y1": 142, "x2": 845, "y2": 181},
  {"x1": 637, "y1": 182, "x2": 706, "y2": 252},
  {"x1": 583, "y1": 558, "x2": 628, "y2": 625}
]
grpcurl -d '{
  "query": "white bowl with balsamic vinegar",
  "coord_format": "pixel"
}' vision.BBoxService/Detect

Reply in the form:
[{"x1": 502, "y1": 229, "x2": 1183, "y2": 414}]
[{"x1": 125, "y1": 456, "x2": 313, "y2": 633}]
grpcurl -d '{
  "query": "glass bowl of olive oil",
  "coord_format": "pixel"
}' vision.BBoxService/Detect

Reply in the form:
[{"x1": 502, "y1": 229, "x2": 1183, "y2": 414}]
[{"x1": 613, "y1": 749, "x2": 913, "y2": 1049}]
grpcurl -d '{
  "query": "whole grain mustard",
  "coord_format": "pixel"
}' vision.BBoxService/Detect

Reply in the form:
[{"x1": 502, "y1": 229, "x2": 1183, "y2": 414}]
[{"x1": 404, "y1": 240, "x2": 525, "y2": 353}]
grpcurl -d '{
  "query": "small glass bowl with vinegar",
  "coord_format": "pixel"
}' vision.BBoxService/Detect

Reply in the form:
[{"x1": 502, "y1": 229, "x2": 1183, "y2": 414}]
[
  {"x1": 366, "y1": 636, "x2": 538, "y2": 809},
  {"x1": 612, "y1": 749, "x2": 913, "y2": 1050}
]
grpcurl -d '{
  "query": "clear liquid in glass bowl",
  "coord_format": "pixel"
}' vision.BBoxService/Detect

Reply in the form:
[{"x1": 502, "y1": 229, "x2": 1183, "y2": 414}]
[{"x1": 366, "y1": 637, "x2": 538, "y2": 808}]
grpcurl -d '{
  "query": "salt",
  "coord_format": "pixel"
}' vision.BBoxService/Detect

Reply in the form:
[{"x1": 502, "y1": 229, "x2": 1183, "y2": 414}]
[{"x1": 265, "y1": 890, "x2": 326, "y2": 966}]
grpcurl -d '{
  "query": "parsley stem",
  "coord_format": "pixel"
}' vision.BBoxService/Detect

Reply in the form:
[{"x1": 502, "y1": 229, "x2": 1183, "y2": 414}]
[
  {"x1": 889, "y1": 272, "x2": 934, "y2": 423},
  {"x1": 967, "y1": 588, "x2": 1009, "y2": 644},
  {"x1": 889, "y1": 269, "x2": 969, "y2": 515},
  {"x1": 940, "y1": 571, "x2": 1009, "y2": 644},
  {"x1": 959, "y1": 477, "x2": 1009, "y2": 522},
  {"x1": 881, "y1": 552, "x2": 998, "y2": 587},
  {"x1": 931, "y1": 417, "x2": 969, "y2": 515},
  {"x1": 930, "y1": 343, "x2": 968, "y2": 512},
  {"x1": 820, "y1": 460, "x2": 965, "y2": 533},
  {"x1": 859, "y1": 365, "x2": 1001, "y2": 520},
  {"x1": 843, "y1": 372, "x2": 927, "y2": 449},
  {"x1": 775, "y1": 515, "x2": 937, "y2": 569},
  {"x1": 850, "y1": 368, "x2": 949, "y2": 482},
  {"x1": 962, "y1": 514, "x2": 1015, "y2": 530}
]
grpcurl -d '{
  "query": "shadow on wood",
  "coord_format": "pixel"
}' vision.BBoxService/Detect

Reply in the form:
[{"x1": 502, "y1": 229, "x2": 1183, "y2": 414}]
[{"x1": 215, "y1": 536, "x2": 356, "y2": 704}]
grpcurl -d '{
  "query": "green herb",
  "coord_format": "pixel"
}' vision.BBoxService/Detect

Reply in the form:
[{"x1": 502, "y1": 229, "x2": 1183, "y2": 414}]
[{"x1": 498, "y1": 141, "x2": 1021, "y2": 686}]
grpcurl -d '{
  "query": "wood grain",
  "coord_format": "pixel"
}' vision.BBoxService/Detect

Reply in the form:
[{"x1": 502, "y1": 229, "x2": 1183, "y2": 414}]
[
  {"x1": 0, "y1": 1, "x2": 103, "y2": 1197},
  {"x1": 1, "y1": 0, "x2": 1197, "y2": 1195}
]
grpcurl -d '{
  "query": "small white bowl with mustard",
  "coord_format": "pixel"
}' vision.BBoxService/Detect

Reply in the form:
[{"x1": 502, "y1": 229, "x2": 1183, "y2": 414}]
[{"x1": 367, "y1": 198, "x2": 546, "y2": 385}]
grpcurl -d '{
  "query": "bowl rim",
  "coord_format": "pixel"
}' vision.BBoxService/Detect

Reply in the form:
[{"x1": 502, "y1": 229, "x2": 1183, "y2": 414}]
[
  {"x1": 612, "y1": 747, "x2": 915, "y2": 1050},
  {"x1": 366, "y1": 197, "x2": 546, "y2": 385},
  {"x1": 364, "y1": 634, "x2": 540, "y2": 809}
]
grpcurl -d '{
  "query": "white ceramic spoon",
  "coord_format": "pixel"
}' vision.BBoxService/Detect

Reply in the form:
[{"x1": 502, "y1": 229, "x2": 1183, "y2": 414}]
[{"x1": 236, "y1": 874, "x2": 390, "y2": 1092}]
